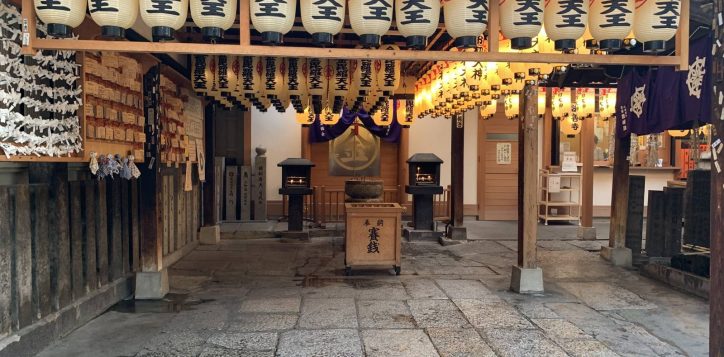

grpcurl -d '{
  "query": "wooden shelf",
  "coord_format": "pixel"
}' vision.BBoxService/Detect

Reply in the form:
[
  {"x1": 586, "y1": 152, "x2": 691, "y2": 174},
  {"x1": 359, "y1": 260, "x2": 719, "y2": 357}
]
[
  {"x1": 539, "y1": 200, "x2": 579, "y2": 206},
  {"x1": 539, "y1": 169, "x2": 582, "y2": 225},
  {"x1": 538, "y1": 214, "x2": 580, "y2": 221}
]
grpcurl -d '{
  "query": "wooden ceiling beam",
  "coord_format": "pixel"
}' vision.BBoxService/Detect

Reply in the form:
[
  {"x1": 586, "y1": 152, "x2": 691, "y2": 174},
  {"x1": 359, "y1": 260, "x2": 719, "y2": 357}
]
[{"x1": 32, "y1": 38, "x2": 684, "y2": 67}]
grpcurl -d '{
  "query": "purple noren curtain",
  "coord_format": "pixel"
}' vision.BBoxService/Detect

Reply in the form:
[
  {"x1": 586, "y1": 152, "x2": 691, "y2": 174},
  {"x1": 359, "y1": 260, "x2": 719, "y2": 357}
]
[{"x1": 308, "y1": 105, "x2": 402, "y2": 143}]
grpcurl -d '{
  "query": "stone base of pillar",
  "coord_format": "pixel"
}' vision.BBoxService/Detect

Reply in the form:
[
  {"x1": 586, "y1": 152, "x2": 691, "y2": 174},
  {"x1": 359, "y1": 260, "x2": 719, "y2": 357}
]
[
  {"x1": 403, "y1": 228, "x2": 442, "y2": 242},
  {"x1": 279, "y1": 230, "x2": 311, "y2": 242},
  {"x1": 510, "y1": 265, "x2": 544, "y2": 293},
  {"x1": 199, "y1": 225, "x2": 220, "y2": 245},
  {"x1": 600, "y1": 246, "x2": 632, "y2": 268},
  {"x1": 577, "y1": 226, "x2": 597, "y2": 240},
  {"x1": 134, "y1": 270, "x2": 169, "y2": 300},
  {"x1": 447, "y1": 226, "x2": 467, "y2": 240}
]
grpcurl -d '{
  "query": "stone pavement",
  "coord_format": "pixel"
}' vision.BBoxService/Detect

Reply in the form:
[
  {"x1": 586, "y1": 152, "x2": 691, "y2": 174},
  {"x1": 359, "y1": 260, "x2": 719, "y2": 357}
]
[{"x1": 37, "y1": 220, "x2": 708, "y2": 357}]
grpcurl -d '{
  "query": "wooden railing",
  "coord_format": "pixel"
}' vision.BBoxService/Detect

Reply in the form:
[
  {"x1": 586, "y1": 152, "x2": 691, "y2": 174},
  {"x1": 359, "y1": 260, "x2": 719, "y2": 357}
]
[{"x1": 282, "y1": 185, "x2": 451, "y2": 225}]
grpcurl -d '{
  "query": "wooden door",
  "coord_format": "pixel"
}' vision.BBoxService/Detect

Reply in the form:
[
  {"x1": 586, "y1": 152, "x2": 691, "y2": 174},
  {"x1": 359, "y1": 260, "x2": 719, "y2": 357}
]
[{"x1": 477, "y1": 102, "x2": 519, "y2": 220}]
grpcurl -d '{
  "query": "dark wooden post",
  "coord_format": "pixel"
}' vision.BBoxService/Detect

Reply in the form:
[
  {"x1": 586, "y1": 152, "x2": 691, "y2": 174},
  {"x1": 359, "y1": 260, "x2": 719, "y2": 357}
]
[
  {"x1": 199, "y1": 103, "x2": 221, "y2": 244},
  {"x1": 602, "y1": 123, "x2": 632, "y2": 267},
  {"x1": 625, "y1": 175, "x2": 645, "y2": 264},
  {"x1": 710, "y1": 0, "x2": 723, "y2": 351},
  {"x1": 397, "y1": 127, "x2": 409, "y2": 205},
  {"x1": 136, "y1": 65, "x2": 167, "y2": 299},
  {"x1": 448, "y1": 114, "x2": 466, "y2": 240},
  {"x1": 511, "y1": 85, "x2": 543, "y2": 293}
]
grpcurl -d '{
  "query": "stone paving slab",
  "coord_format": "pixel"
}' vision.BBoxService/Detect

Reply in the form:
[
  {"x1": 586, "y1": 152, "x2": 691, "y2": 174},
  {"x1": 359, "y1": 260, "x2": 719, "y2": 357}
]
[
  {"x1": 298, "y1": 298, "x2": 358, "y2": 329},
  {"x1": 556, "y1": 339, "x2": 620, "y2": 357},
  {"x1": 402, "y1": 279, "x2": 448, "y2": 300},
  {"x1": 361, "y1": 329, "x2": 439, "y2": 357},
  {"x1": 276, "y1": 329, "x2": 363, "y2": 357},
  {"x1": 407, "y1": 299, "x2": 471, "y2": 329},
  {"x1": 531, "y1": 318, "x2": 591, "y2": 340},
  {"x1": 206, "y1": 332, "x2": 277, "y2": 351},
  {"x1": 547, "y1": 302, "x2": 684, "y2": 356},
  {"x1": 558, "y1": 282, "x2": 657, "y2": 311},
  {"x1": 426, "y1": 327, "x2": 496, "y2": 357},
  {"x1": 454, "y1": 299, "x2": 534, "y2": 330},
  {"x1": 357, "y1": 300, "x2": 416, "y2": 329},
  {"x1": 240, "y1": 297, "x2": 301, "y2": 313},
  {"x1": 480, "y1": 328, "x2": 569, "y2": 357},
  {"x1": 228, "y1": 313, "x2": 299, "y2": 332},
  {"x1": 435, "y1": 279, "x2": 498, "y2": 300},
  {"x1": 199, "y1": 346, "x2": 274, "y2": 357}
]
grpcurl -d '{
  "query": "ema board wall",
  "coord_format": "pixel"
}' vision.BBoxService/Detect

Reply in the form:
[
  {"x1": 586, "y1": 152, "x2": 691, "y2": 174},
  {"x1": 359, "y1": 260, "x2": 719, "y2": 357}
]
[{"x1": 250, "y1": 107, "x2": 301, "y2": 201}]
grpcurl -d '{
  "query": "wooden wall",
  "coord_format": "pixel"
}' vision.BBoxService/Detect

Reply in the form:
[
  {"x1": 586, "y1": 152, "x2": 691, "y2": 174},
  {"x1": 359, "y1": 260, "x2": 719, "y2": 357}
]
[
  {"x1": 309, "y1": 141, "x2": 399, "y2": 189},
  {"x1": 477, "y1": 104, "x2": 520, "y2": 220}
]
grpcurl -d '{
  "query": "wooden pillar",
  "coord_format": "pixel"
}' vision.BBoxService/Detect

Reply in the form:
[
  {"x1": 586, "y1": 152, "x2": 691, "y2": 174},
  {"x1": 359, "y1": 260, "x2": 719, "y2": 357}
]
[
  {"x1": 448, "y1": 114, "x2": 467, "y2": 240},
  {"x1": 139, "y1": 67, "x2": 163, "y2": 274},
  {"x1": 517, "y1": 85, "x2": 539, "y2": 269},
  {"x1": 608, "y1": 134, "x2": 630, "y2": 248},
  {"x1": 710, "y1": 0, "x2": 724, "y2": 352},
  {"x1": 243, "y1": 110, "x2": 252, "y2": 166},
  {"x1": 136, "y1": 65, "x2": 167, "y2": 299},
  {"x1": 578, "y1": 91, "x2": 596, "y2": 239},
  {"x1": 397, "y1": 126, "x2": 409, "y2": 204},
  {"x1": 511, "y1": 85, "x2": 543, "y2": 293},
  {"x1": 542, "y1": 88, "x2": 553, "y2": 168},
  {"x1": 602, "y1": 118, "x2": 633, "y2": 267},
  {"x1": 301, "y1": 125, "x2": 312, "y2": 160},
  {"x1": 203, "y1": 104, "x2": 219, "y2": 226}
]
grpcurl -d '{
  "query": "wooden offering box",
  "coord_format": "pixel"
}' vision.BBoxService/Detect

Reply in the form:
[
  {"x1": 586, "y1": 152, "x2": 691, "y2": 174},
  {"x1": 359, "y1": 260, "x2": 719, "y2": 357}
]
[{"x1": 344, "y1": 203, "x2": 405, "y2": 275}]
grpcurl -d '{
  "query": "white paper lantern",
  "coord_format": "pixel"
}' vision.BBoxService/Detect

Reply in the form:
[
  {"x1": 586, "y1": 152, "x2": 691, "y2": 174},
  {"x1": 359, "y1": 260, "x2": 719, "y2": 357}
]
[
  {"x1": 444, "y1": 0, "x2": 488, "y2": 48},
  {"x1": 301, "y1": 0, "x2": 345, "y2": 46},
  {"x1": 500, "y1": 0, "x2": 543, "y2": 49},
  {"x1": 379, "y1": 44, "x2": 401, "y2": 95},
  {"x1": 287, "y1": 58, "x2": 307, "y2": 111},
  {"x1": 395, "y1": 0, "x2": 440, "y2": 49},
  {"x1": 544, "y1": 0, "x2": 589, "y2": 51},
  {"x1": 251, "y1": 0, "x2": 296, "y2": 44},
  {"x1": 35, "y1": 0, "x2": 87, "y2": 37},
  {"x1": 349, "y1": 0, "x2": 393, "y2": 47},
  {"x1": 331, "y1": 59, "x2": 349, "y2": 111},
  {"x1": 308, "y1": 58, "x2": 328, "y2": 113},
  {"x1": 633, "y1": 0, "x2": 680, "y2": 53},
  {"x1": 190, "y1": 0, "x2": 237, "y2": 41},
  {"x1": 88, "y1": 0, "x2": 138, "y2": 39},
  {"x1": 240, "y1": 56, "x2": 263, "y2": 106},
  {"x1": 588, "y1": 0, "x2": 633, "y2": 50},
  {"x1": 140, "y1": 0, "x2": 189, "y2": 41},
  {"x1": 192, "y1": 55, "x2": 209, "y2": 96}
]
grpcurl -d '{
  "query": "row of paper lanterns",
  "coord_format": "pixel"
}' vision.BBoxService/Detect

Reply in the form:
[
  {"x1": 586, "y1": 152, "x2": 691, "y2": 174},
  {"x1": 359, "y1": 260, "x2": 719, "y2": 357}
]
[
  {"x1": 190, "y1": 47, "x2": 414, "y2": 125},
  {"x1": 412, "y1": 52, "x2": 618, "y2": 124},
  {"x1": 413, "y1": 32, "x2": 623, "y2": 120},
  {"x1": 37, "y1": 0, "x2": 680, "y2": 52}
]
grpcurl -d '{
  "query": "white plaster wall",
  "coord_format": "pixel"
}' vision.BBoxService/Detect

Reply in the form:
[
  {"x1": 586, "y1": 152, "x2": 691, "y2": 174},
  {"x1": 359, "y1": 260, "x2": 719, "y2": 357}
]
[
  {"x1": 408, "y1": 110, "x2": 478, "y2": 205},
  {"x1": 409, "y1": 116, "x2": 452, "y2": 188},
  {"x1": 593, "y1": 168, "x2": 676, "y2": 207},
  {"x1": 250, "y1": 106, "x2": 301, "y2": 200}
]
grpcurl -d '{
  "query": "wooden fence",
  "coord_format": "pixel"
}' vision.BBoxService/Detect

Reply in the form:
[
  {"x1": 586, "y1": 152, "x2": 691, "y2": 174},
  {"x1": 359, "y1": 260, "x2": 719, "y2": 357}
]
[
  {"x1": 0, "y1": 177, "x2": 139, "y2": 338},
  {"x1": 282, "y1": 185, "x2": 451, "y2": 225},
  {"x1": 160, "y1": 168, "x2": 202, "y2": 267},
  {"x1": 0, "y1": 167, "x2": 201, "y2": 340}
]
